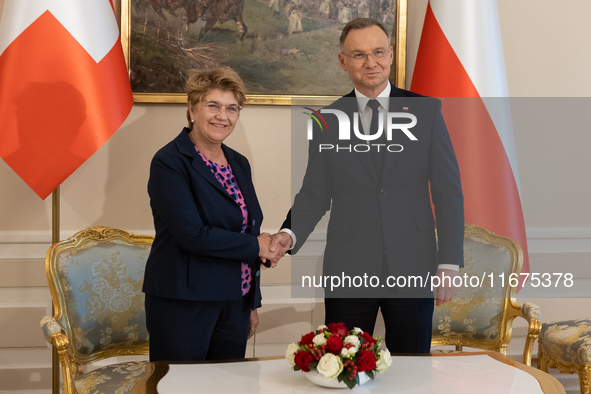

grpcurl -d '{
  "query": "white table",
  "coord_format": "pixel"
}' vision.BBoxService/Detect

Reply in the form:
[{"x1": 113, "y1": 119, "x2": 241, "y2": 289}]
[{"x1": 133, "y1": 352, "x2": 565, "y2": 394}]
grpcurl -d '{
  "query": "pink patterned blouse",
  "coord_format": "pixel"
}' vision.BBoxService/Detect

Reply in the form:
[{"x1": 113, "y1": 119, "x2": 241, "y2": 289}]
[{"x1": 196, "y1": 148, "x2": 252, "y2": 296}]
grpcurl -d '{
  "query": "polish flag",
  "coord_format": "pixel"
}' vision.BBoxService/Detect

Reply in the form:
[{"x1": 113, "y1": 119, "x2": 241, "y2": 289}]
[
  {"x1": 0, "y1": 0, "x2": 133, "y2": 199},
  {"x1": 411, "y1": 1, "x2": 530, "y2": 279}
]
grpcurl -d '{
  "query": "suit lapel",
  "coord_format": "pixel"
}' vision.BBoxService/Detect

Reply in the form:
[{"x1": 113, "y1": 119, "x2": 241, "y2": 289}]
[
  {"x1": 175, "y1": 129, "x2": 259, "y2": 231},
  {"x1": 174, "y1": 129, "x2": 233, "y2": 198},
  {"x1": 223, "y1": 145, "x2": 259, "y2": 219},
  {"x1": 381, "y1": 85, "x2": 409, "y2": 182}
]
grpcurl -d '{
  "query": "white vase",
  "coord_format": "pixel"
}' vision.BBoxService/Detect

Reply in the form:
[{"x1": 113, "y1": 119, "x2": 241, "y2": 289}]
[{"x1": 304, "y1": 371, "x2": 369, "y2": 389}]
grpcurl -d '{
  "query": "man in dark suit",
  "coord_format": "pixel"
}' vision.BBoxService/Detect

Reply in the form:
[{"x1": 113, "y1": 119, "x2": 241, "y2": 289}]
[{"x1": 270, "y1": 18, "x2": 464, "y2": 353}]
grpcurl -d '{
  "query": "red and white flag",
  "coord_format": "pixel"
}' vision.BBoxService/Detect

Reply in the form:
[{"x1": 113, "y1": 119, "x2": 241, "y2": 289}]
[
  {"x1": 0, "y1": 0, "x2": 132, "y2": 199},
  {"x1": 411, "y1": 0, "x2": 530, "y2": 278}
]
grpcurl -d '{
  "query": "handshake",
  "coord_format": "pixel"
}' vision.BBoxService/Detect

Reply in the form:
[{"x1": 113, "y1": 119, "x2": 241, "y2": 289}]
[{"x1": 257, "y1": 232, "x2": 292, "y2": 268}]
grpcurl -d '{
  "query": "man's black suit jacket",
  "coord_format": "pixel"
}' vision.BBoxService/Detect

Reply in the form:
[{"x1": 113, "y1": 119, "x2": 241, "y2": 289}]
[{"x1": 282, "y1": 84, "x2": 464, "y2": 295}]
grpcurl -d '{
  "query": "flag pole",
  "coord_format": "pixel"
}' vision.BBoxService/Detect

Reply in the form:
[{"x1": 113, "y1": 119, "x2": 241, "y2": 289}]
[{"x1": 51, "y1": 186, "x2": 60, "y2": 394}]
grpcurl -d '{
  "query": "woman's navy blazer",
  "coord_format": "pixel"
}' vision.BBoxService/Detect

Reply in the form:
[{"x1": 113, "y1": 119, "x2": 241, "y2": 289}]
[{"x1": 143, "y1": 128, "x2": 263, "y2": 309}]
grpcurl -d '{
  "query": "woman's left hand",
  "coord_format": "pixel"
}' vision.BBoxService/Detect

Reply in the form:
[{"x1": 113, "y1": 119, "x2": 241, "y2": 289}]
[{"x1": 248, "y1": 309, "x2": 259, "y2": 339}]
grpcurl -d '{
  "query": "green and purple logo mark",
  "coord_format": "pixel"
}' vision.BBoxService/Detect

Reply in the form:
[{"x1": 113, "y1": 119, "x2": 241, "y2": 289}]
[{"x1": 303, "y1": 107, "x2": 328, "y2": 133}]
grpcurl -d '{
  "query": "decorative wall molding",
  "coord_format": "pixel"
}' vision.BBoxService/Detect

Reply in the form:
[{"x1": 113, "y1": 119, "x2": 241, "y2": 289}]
[
  {"x1": 0, "y1": 229, "x2": 155, "y2": 260},
  {"x1": 0, "y1": 229, "x2": 156, "y2": 244},
  {"x1": 526, "y1": 227, "x2": 591, "y2": 254},
  {"x1": 1, "y1": 227, "x2": 590, "y2": 260},
  {"x1": 269, "y1": 227, "x2": 591, "y2": 257}
]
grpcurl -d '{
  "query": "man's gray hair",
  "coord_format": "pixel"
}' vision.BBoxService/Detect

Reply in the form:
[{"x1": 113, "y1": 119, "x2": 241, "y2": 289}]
[{"x1": 339, "y1": 18, "x2": 390, "y2": 48}]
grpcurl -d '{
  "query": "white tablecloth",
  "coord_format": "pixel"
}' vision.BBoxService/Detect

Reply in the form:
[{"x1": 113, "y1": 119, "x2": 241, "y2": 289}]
[{"x1": 157, "y1": 355, "x2": 545, "y2": 393}]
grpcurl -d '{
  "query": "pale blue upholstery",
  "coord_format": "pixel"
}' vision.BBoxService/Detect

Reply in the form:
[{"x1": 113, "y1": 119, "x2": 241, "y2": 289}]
[
  {"x1": 72, "y1": 361, "x2": 149, "y2": 394},
  {"x1": 40, "y1": 227, "x2": 153, "y2": 394},
  {"x1": 431, "y1": 224, "x2": 541, "y2": 366}
]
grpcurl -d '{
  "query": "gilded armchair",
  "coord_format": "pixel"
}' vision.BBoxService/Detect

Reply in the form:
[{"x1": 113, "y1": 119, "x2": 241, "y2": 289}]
[
  {"x1": 431, "y1": 224, "x2": 541, "y2": 366},
  {"x1": 538, "y1": 318, "x2": 591, "y2": 394},
  {"x1": 40, "y1": 227, "x2": 153, "y2": 394}
]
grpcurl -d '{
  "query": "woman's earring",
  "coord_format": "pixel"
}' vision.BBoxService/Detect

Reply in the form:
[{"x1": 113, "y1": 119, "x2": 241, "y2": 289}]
[{"x1": 191, "y1": 119, "x2": 195, "y2": 123}]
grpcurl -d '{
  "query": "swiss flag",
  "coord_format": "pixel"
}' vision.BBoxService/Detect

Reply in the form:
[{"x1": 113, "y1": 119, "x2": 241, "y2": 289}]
[
  {"x1": 411, "y1": 1, "x2": 530, "y2": 281},
  {"x1": 0, "y1": 0, "x2": 133, "y2": 199}
]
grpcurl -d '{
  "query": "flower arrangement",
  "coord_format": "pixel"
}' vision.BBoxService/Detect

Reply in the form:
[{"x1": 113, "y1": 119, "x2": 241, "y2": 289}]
[{"x1": 285, "y1": 322, "x2": 392, "y2": 389}]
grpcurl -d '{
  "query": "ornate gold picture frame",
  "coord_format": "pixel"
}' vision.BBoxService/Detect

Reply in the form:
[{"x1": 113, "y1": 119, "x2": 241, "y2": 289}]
[{"x1": 120, "y1": 0, "x2": 407, "y2": 104}]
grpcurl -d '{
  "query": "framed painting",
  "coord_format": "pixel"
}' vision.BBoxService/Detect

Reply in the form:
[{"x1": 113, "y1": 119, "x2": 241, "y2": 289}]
[{"x1": 120, "y1": 0, "x2": 407, "y2": 104}]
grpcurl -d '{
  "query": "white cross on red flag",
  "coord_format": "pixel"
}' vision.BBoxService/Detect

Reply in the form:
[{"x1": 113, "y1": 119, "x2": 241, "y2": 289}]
[{"x1": 0, "y1": 0, "x2": 133, "y2": 199}]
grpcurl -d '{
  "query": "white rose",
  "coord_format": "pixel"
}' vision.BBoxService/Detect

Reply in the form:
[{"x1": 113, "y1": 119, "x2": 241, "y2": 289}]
[
  {"x1": 376, "y1": 349, "x2": 393, "y2": 373},
  {"x1": 316, "y1": 353, "x2": 344, "y2": 380},
  {"x1": 313, "y1": 333, "x2": 327, "y2": 346},
  {"x1": 348, "y1": 346, "x2": 358, "y2": 355},
  {"x1": 353, "y1": 327, "x2": 364, "y2": 334},
  {"x1": 317, "y1": 324, "x2": 328, "y2": 331},
  {"x1": 340, "y1": 348, "x2": 350, "y2": 358},
  {"x1": 285, "y1": 343, "x2": 299, "y2": 367},
  {"x1": 344, "y1": 335, "x2": 360, "y2": 348}
]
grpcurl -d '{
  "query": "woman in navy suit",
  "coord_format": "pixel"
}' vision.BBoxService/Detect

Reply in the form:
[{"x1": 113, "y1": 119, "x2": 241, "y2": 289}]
[{"x1": 143, "y1": 67, "x2": 283, "y2": 361}]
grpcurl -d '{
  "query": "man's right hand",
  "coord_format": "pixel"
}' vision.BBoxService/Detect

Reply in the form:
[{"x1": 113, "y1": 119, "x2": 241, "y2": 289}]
[
  {"x1": 433, "y1": 269, "x2": 460, "y2": 307},
  {"x1": 269, "y1": 232, "x2": 291, "y2": 253},
  {"x1": 257, "y1": 233, "x2": 287, "y2": 267},
  {"x1": 259, "y1": 232, "x2": 292, "y2": 268}
]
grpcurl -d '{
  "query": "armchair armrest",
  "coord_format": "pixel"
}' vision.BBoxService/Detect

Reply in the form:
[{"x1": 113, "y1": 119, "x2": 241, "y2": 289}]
[
  {"x1": 520, "y1": 303, "x2": 542, "y2": 366},
  {"x1": 40, "y1": 316, "x2": 64, "y2": 345},
  {"x1": 40, "y1": 316, "x2": 79, "y2": 394}
]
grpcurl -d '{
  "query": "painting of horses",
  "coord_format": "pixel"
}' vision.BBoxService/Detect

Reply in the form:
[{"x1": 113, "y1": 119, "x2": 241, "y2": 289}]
[{"x1": 122, "y1": 0, "x2": 399, "y2": 103}]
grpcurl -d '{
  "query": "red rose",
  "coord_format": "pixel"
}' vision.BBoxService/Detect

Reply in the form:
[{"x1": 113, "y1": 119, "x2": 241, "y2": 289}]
[
  {"x1": 294, "y1": 350, "x2": 314, "y2": 372},
  {"x1": 327, "y1": 322, "x2": 348, "y2": 337},
  {"x1": 326, "y1": 335, "x2": 343, "y2": 355},
  {"x1": 361, "y1": 332, "x2": 377, "y2": 346},
  {"x1": 300, "y1": 332, "x2": 315, "y2": 346},
  {"x1": 356, "y1": 350, "x2": 377, "y2": 372}
]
